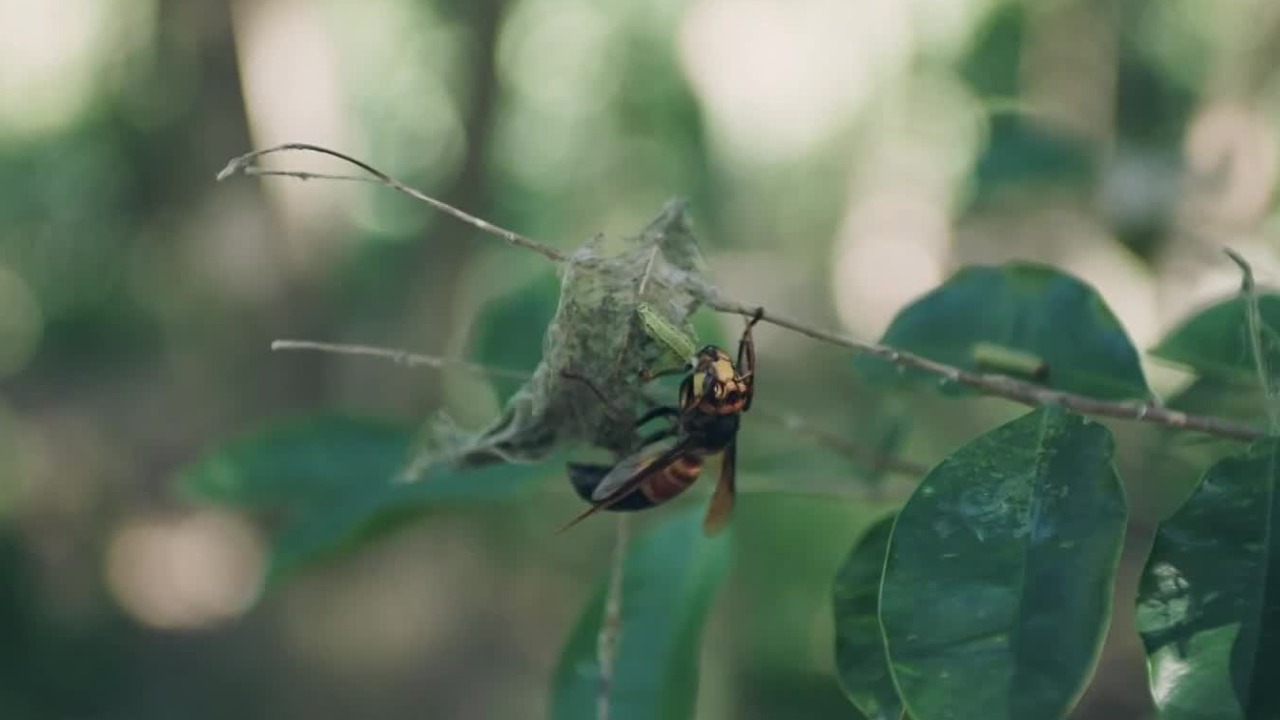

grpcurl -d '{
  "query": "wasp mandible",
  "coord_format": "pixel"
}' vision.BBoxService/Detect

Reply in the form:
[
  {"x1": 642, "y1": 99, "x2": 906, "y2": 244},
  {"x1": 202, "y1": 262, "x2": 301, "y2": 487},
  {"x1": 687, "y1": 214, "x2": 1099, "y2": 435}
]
[{"x1": 560, "y1": 308, "x2": 764, "y2": 536}]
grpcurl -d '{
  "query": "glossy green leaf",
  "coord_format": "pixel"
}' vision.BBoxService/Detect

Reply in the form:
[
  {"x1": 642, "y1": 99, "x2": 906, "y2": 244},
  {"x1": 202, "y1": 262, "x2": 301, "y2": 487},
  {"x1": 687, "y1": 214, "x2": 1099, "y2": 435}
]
[
  {"x1": 179, "y1": 416, "x2": 557, "y2": 580},
  {"x1": 550, "y1": 510, "x2": 733, "y2": 720},
  {"x1": 880, "y1": 407, "x2": 1127, "y2": 720},
  {"x1": 1136, "y1": 440, "x2": 1280, "y2": 719},
  {"x1": 832, "y1": 513, "x2": 904, "y2": 720},
  {"x1": 1151, "y1": 294, "x2": 1280, "y2": 386},
  {"x1": 857, "y1": 263, "x2": 1150, "y2": 400}
]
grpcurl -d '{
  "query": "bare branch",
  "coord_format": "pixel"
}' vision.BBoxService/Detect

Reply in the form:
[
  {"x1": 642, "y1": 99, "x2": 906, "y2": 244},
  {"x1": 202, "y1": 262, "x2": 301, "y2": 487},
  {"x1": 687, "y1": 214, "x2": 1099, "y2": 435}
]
[
  {"x1": 597, "y1": 515, "x2": 630, "y2": 720},
  {"x1": 218, "y1": 143, "x2": 568, "y2": 263},
  {"x1": 701, "y1": 295, "x2": 1266, "y2": 442},
  {"x1": 225, "y1": 143, "x2": 1270, "y2": 443},
  {"x1": 756, "y1": 409, "x2": 929, "y2": 476},
  {"x1": 274, "y1": 339, "x2": 928, "y2": 472},
  {"x1": 270, "y1": 339, "x2": 530, "y2": 380}
]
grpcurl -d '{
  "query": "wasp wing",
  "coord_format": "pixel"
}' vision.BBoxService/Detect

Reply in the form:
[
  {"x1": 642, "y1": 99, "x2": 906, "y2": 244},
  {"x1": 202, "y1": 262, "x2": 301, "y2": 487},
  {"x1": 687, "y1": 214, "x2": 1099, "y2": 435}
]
[
  {"x1": 702, "y1": 439, "x2": 737, "y2": 536},
  {"x1": 589, "y1": 440, "x2": 679, "y2": 502},
  {"x1": 558, "y1": 439, "x2": 694, "y2": 534}
]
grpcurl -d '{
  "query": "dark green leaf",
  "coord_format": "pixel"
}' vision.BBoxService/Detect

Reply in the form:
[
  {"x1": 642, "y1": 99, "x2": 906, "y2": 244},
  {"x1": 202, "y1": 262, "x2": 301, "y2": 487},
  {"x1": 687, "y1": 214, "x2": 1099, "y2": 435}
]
[
  {"x1": 1166, "y1": 376, "x2": 1271, "y2": 426},
  {"x1": 969, "y1": 116, "x2": 1096, "y2": 206},
  {"x1": 858, "y1": 263, "x2": 1150, "y2": 400},
  {"x1": 469, "y1": 269, "x2": 560, "y2": 401},
  {"x1": 179, "y1": 415, "x2": 558, "y2": 580},
  {"x1": 880, "y1": 407, "x2": 1127, "y2": 720},
  {"x1": 1136, "y1": 440, "x2": 1280, "y2": 719},
  {"x1": 550, "y1": 509, "x2": 733, "y2": 720},
  {"x1": 178, "y1": 416, "x2": 412, "y2": 507},
  {"x1": 832, "y1": 513, "x2": 904, "y2": 720},
  {"x1": 961, "y1": 4, "x2": 1023, "y2": 99},
  {"x1": 1151, "y1": 294, "x2": 1280, "y2": 386}
]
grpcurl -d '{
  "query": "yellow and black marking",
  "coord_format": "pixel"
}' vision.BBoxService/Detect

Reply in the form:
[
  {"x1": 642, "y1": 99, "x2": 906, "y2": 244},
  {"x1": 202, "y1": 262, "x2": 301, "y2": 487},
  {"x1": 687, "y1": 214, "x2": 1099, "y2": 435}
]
[
  {"x1": 560, "y1": 307, "x2": 764, "y2": 536},
  {"x1": 567, "y1": 450, "x2": 706, "y2": 510}
]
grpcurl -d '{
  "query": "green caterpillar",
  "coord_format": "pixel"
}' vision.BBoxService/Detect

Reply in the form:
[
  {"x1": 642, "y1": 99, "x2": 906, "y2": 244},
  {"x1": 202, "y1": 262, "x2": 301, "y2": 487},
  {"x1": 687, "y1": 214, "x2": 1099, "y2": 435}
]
[{"x1": 636, "y1": 302, "x2": 698, "y2": 371}]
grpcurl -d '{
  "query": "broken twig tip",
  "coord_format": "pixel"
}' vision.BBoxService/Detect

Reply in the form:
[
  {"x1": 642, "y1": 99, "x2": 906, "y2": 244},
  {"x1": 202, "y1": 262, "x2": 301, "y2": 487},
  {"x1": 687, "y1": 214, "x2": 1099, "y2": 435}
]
[{"x1": 1223, "y1": 248, "x2": 1255, "y2": 288}]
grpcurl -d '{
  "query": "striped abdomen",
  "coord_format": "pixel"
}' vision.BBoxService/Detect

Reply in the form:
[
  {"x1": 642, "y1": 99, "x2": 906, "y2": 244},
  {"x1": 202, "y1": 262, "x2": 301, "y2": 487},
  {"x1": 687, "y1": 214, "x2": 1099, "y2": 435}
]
[{"x1": 639, "y1": 453, "x2": 704, "y2": 505}]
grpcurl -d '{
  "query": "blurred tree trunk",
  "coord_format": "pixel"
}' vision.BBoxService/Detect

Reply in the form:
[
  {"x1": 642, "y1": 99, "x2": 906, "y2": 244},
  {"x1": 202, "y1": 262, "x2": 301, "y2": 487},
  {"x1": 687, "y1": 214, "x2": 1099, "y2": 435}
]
[
  {"x1": 400, "y1": 0, "x2": 509, "y2": 409},
  {"x1": 149, "y1": 0, "x2": 331, "y2": 412}
]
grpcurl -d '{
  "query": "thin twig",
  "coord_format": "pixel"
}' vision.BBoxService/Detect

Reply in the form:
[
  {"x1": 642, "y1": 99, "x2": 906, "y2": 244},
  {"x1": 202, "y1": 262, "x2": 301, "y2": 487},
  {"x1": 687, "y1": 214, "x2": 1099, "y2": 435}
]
[
  {"x1": 1224, "y1": 248, "x2": 1278, "y2": 433},
  {"x1": 242, "y1": 168, "x2": 373, "y2": 183},
  {"x1": 757, "y1": 409, "x2": 929, "y2": 476},
  {"x1": 597, "y1": 515, "x2": 630, "y2": 720},
  {"x1": 218, "y1": 143, "x2": 569, "y2": 264},
  {"x1": 703, "y1": 294, "x2": 1267, "y2": 442},
  {"x1": 636, "y1": 244, "x2": 660, "y2": 296},
  {"x1": 270, "y1": 339, "x2": 531, "y2": 380},
  {"x1": 224, "y1": 143, "x2": 1270, "y2": 443},
  {"x1": 274, "y1": 338, "x2": 926, "y2": 473}
]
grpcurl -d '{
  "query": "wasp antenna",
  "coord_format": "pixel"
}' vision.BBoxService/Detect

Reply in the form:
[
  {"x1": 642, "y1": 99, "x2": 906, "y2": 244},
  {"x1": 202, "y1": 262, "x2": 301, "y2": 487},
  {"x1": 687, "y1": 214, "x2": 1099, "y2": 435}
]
[{"x1": 747, "y1": 307, "x2": 764, "y2": 328}]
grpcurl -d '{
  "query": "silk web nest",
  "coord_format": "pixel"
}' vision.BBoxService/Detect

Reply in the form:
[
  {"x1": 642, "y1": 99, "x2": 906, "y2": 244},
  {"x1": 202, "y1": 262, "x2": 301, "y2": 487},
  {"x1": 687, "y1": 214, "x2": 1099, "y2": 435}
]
[{"x1": 402, "y1": 200, "x2": 715, "y2": 479}]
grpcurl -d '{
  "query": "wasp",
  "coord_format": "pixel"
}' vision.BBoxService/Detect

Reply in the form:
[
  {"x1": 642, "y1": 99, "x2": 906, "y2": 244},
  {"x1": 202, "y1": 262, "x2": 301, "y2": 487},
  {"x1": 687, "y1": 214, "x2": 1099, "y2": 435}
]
[{"x1": 559, "y1": 308, "x2": 763, "y2": 536}]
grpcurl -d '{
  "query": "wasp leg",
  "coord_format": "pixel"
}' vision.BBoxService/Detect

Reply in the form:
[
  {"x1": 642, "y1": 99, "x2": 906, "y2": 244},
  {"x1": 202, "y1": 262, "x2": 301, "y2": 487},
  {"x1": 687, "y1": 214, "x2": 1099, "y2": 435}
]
[
  {"x1": 640, "y1": 364, "x2": 690, "y2": 383},
  {"x1": 636, "y1": 425, "x2": 678, "y2": 448},
  {"x1": 635, "y1": 404, "x2": 679, "y2": 428},
  {"x1": 560, "y1": 371, "x2": 633, "y2": 424},
  {"x1": 737, "y1": 307, "x2": 763, "y2": 411},
  {"x1": 562, "y1": 371, "x2": 680, "y2": 432}
]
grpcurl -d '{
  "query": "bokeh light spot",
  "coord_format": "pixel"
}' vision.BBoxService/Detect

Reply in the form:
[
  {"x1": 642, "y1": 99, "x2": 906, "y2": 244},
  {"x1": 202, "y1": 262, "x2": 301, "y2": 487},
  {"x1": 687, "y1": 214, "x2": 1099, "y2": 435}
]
[
  {"x1": 678, "y1": 0, "x2": 912, "y2": 162},
  {"x1": 833, "y1": 190, "x2": 949, "y2": 338},
  {"x1": 106, "y1": 511, "x2": 265, "y2": 630},
  {"x1": 0, "y1": 0, "x2": 112, "y2": 137}
]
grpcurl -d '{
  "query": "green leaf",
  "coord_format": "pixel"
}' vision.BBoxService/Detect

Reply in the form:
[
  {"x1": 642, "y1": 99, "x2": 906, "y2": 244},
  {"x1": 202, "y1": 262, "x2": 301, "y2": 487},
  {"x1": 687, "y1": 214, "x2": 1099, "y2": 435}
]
[
  {"x1": 858, "y1": 263, "x2": 1150, "y2": 400},
  {"x1": 1166, "y1": 376, "x2": 1271, "y2": 426},
  {"x1": 550, "y1": 510, "x2": 733, "y2": 720},
  {"x1": 1151, "y1": 294, "x2": 1280, "y2": 386},
  {"x1": 1136, "y1": 440, "x2": 1280, "y2": 719},
  {"x1": 469, "y1": 269, "x2": 559, "y2": 401},
  {"x1": 832, "y1": 513, "x2": 904, "y2": 720},
  {"x1": 880, "y1": 407, "x2": 1127, "y2": 720},
  {"x1": 961, "y1": 4, "x2": 1023, "y2": 99},
  {"x1": 179, "y1": 416, "x2": 411, "y2": 507},
  {"x1": 179, "y1": 415, "x2": 558, "y2": 580},
  {"x1": 970, "y1": 116, "x2": 1096, "y2": 206}
]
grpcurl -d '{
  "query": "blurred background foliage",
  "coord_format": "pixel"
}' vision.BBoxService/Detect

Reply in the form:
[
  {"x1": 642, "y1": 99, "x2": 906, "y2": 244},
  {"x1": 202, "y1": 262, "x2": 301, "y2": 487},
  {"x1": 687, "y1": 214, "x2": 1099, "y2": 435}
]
[{"x1": 2, "y1": 0, "x2": 1280, "y2": 717}]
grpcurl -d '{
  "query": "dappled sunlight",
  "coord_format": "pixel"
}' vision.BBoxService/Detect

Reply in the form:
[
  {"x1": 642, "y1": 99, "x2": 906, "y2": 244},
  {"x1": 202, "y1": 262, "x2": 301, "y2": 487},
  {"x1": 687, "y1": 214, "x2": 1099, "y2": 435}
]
[
  {"x1": 1157, "y1": 102, "x2": 1280, "y2": 324},
  {"x1": 498, "y1": 0, "x2": 620, "y2": 119},
  {"x1": 832, "y1": 190, "x2": 949, "y2": 339},
  {"x1": 4, "y1": 0, "x2": 1279, "y2": 717},
  {"x1": 0, "y1": 0, "x2": 131, "y2": 138},
  {"x1": 232, "y1": 0, "x2": 353, "y2": 261},
  {"x1": 106, "y1": 511, "x2": 265, "y2": 630},
  {"x1": 322, "y1": 0, "x2": 468, "y2": 235},
  {"x1": 678, "y1": 0, "x2": 910, "y2": 163},
  {"x1": 494, "y1": 0, "x2": 623, "y2": 194},
  {"x1": 1184, "y1": 103, "x2": 1279, "y2": 227},
  {"x1": 829, "y1": 75, "x2": 982, "y2": 339}
]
